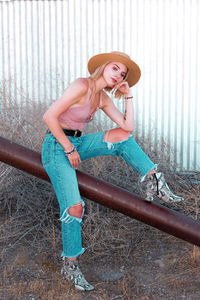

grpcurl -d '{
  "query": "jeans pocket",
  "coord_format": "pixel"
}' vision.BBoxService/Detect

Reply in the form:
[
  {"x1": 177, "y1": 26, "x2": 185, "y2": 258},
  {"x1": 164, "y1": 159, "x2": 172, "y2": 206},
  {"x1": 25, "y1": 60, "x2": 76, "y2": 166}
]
[
  {"x1": 41, "y1": 139, "x2": 52, "y2": 166},
  {"x1": 55, "y1": 140, "x2": 64, "y2": 154}
]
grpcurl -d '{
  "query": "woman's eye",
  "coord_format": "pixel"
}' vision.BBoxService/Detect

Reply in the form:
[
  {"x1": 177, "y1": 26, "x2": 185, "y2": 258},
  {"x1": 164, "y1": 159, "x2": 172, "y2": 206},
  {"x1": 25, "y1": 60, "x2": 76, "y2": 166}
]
[{"x1": 113, "y1": 67, "x2": 117, "y2": 71}]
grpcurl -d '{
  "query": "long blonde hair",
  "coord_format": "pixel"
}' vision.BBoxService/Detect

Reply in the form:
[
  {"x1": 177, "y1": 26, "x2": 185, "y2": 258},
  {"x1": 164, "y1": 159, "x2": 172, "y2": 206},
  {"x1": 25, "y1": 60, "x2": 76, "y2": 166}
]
[{"x1": 89, "y1": 61, "x2": 129, "y2": 100}]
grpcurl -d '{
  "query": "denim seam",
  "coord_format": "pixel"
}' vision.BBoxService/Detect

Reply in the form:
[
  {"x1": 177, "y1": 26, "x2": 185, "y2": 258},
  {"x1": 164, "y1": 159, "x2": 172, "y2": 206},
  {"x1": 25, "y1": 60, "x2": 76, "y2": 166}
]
[
  {"x1": 53, "y1": 141, "x2": 84, "y2": 224},
  {"x1": 121, "y1": 140, "x2": 157, "y2": 180},
  {"x1": 122, "y1": 152, "x2": 141, "y2": 174},
  {"x1": 42, "y1": 140, "x2": 52, "y2": 166},
  {"x1": 122, "y1": 150, "x2": 157, "y2": 179}
]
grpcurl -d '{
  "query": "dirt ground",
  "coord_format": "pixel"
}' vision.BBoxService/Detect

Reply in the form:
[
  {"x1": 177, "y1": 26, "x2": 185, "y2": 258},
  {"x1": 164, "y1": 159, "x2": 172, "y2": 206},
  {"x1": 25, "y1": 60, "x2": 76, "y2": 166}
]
[
  {"x1": 1, "y1": 200, "x2": 200, "y2": 300},
  {"x1": 0, "y1": 156, "x2": 200, "y2": 300}
]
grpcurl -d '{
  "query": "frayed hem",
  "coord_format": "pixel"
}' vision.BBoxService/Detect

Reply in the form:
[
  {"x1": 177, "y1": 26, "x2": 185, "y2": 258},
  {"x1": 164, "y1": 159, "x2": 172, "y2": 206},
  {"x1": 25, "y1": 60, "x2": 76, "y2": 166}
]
[
  {"x1": 61, "y1": 248, "x2": 85, "y2": 258},
  {"x1": 140, "y1": 164, "x2": 158, "y2": 182}
]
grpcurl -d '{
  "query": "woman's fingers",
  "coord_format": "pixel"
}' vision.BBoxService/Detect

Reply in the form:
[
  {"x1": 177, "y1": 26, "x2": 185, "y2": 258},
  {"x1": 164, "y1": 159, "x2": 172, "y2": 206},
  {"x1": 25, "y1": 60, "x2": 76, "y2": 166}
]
[
  {"x1": 71, "y1": 158, "x2": 80, "y2": 168},
  {"x1": 68, "y1": 151, "x2": 81, "y2": 168},
  {"x1": 74, "y1": 157, "x2": 81, "y2": 168},
  {"x1": 112, "y1": 81, "x2": 129, "y2": 93}
]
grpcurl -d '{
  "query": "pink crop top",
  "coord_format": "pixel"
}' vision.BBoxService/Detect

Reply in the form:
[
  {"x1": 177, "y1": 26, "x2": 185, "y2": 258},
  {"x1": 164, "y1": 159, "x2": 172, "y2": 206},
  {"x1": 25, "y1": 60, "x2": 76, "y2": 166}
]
[{"x1": 58, "y1": 84, "x2": 102, "y2": 131}]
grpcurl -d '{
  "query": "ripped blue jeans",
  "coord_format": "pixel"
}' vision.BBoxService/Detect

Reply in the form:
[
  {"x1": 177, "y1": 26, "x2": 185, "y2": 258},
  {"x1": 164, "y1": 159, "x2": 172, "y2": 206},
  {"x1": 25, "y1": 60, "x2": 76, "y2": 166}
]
[{"x1": 41, "y1": 130, "x2": 157, "y2": 258}]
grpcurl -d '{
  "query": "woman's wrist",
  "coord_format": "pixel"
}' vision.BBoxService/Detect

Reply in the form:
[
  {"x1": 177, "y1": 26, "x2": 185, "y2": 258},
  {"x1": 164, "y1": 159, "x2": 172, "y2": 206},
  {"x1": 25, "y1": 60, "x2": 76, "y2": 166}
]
[
  {"x1": 125, "y1": 95, "x2": 133, "y2": 100},
  {"x1": 124, "y1": 91, "x2": 132, "y2": 97},
  {"x1": 124, "y1": 94, "x2": 133, "y2": 101},
  {"x1": 64, "y1": 146, "x2": 76, "y2": 155}
]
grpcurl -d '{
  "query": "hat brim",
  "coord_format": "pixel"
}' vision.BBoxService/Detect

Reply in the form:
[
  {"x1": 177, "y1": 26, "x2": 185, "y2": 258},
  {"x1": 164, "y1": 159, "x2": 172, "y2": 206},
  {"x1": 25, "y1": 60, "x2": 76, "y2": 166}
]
[{"x1": 88, "y1": 52, "x2": 141, "y2": 87}]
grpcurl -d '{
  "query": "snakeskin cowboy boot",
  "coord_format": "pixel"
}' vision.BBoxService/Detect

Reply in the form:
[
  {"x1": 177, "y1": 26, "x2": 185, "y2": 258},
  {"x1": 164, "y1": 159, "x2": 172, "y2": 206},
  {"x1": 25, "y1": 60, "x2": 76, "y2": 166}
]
[
  {"x1": 61, "y1": 258, "x2": 94, "y2": 291},
  {"x1": 145, "y1": 172, "x2": 184, "y2": 203}
]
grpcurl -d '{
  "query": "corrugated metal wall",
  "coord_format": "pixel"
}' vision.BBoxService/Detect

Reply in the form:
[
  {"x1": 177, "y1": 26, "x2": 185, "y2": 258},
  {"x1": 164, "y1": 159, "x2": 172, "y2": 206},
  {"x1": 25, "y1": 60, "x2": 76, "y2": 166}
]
[{"x1": 0, "y1": 0, "x2": 200, "y2": 171}]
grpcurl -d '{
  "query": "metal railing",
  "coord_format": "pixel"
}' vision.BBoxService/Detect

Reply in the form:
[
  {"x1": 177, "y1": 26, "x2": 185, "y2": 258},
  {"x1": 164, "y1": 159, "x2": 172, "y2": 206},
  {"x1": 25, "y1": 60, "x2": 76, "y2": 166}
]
[{"x1": 1, "y1": 135, "x2": 200, "y2": 247}]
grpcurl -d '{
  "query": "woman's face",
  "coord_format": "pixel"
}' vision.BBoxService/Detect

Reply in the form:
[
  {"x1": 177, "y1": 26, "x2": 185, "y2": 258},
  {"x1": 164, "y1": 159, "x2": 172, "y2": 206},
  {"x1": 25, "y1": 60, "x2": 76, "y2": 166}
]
[{"x1": 103, "y1": 62, "x2": 127, "y2": 87}]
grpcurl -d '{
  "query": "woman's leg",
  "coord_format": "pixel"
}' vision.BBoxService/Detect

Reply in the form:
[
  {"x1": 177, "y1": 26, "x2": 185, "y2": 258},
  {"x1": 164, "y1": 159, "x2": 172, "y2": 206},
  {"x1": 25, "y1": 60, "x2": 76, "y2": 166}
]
[
  {"x1": 42, "y1": 134, "x2": 85, "y2": 258},
  {"x1": 78, "y1": 128, "x2": 184, "y2": 203},
  {"x1": 78, "y1": 129, "x2": 156, "y2": 180},
  {"x1": 41, "y1": 133, "x2": 94, "y2": 291}
]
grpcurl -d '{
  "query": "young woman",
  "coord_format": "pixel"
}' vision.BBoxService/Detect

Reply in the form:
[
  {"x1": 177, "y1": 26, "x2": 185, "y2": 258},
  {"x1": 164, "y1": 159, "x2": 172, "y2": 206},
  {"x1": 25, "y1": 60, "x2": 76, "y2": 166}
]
[{"x1": 41, "y1": 51, "x2": 184, "y2": 291}]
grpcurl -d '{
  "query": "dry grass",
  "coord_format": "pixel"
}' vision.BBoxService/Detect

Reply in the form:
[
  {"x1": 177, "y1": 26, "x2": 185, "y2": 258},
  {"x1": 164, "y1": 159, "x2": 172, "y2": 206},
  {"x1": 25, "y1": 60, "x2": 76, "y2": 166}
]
[{"x1": 0, "y1": 92, "x2": 200, "y2": 299}]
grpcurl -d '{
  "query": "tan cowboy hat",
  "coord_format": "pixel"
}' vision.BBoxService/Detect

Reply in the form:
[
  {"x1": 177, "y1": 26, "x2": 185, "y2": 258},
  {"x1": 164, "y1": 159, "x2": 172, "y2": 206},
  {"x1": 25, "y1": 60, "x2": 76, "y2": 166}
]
[{"x1": 87, "y1": 51, "x2": 141, "y2": 87}]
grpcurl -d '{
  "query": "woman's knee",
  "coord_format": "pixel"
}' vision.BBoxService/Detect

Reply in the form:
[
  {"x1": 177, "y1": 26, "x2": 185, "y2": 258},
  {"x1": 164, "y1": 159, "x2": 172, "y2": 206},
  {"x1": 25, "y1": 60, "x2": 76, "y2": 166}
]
[
  {"x1": 104, "y1": 128, "x2": 130, "y2": 143},
  {"x1": 68, "y1": 202, "x2": 83, "y2": 218}
]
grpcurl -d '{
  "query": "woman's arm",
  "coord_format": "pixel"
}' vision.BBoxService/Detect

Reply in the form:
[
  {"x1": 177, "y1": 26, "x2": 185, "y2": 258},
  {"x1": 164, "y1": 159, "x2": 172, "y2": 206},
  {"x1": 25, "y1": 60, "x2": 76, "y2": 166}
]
[
  {"x1": 101, "y1": 84, "x2": 134, "y2": 132},
  {"x1": 43, "y1": 78, "x2": 88, "y2": 168}
]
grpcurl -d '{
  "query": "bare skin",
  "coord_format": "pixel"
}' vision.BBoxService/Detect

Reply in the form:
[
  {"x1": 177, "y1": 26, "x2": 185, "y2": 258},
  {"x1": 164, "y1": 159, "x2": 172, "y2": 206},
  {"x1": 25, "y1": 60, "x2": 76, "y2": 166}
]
[
  {"x1": 43, "y1": 62, "x2": 146, "y2": 260},
  {"x1": 43, "y1": 62, "x2": 133, "y2": 168}
]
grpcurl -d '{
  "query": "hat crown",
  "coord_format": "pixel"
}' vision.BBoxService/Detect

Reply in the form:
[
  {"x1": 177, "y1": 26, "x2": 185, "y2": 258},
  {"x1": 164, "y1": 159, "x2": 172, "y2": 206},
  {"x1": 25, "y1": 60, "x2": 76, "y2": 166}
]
[
  {"x1": 88, "y1": 51, "x2": 141, "y2": 87},
  {"x1": 111, "y1": 51, "x2": 131, "y2": 60}
]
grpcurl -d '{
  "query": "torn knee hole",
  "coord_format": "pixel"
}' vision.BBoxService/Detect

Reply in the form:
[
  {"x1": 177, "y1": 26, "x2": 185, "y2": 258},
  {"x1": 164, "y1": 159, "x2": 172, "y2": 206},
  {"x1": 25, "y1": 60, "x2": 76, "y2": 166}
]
[
  {"x1": 60, "y1": 202, "x2": 84, "y2": 224},
  {"x1": 104, "y1": 128, "x2": 130, "y2": 143},
  {"x1": 68, "y1": 203, "x2": 83, "y2": 218}
]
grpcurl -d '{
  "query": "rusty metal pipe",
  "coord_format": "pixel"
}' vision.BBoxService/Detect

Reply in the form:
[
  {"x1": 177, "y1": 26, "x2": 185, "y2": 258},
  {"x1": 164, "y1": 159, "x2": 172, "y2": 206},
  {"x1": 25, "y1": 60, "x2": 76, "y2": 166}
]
[{"x1": 0, "y1": 136, "x2": 200, "y2": 246}]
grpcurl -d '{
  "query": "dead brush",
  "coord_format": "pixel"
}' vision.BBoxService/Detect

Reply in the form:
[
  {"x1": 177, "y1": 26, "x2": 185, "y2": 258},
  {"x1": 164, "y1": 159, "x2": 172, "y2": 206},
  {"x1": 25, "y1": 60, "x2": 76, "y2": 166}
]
[
  {"x1": 82, "y1": 207, "x2": 145, "y2": 261},
  {"x1": 0, "y1": 88, "x2": 199, "y2": 299}
]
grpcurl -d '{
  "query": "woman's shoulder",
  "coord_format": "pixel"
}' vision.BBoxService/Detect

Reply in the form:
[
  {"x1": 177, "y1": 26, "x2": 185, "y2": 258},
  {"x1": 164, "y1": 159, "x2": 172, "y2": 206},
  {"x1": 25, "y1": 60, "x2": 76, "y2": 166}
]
[
  {"x1": 70, "y1": 77, "x2": 90, "y2": 90},
  {"x1": 100, "y1": 90, "x2": 112, "y2": 108},
  {"x1": 61, "y1": 77, "x2": 90, "y2": 99}
]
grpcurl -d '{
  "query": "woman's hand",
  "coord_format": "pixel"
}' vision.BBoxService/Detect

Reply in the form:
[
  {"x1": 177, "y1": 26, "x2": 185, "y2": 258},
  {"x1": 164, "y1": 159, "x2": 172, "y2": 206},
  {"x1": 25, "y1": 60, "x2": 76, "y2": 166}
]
[
  {"x1": 112, "y1": 80, "x2": 131, "y2": 96},
  {"x1": 66, "y1": 150, "x2": 81, "y2": 169}
]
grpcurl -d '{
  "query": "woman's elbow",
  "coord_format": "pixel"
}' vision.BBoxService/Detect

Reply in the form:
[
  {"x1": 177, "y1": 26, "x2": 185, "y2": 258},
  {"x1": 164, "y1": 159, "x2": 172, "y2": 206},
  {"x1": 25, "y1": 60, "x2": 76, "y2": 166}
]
[
  {"x1": 128, "y1": 120, "x2": 134, "y2": 132},
  {"x1": 122, "y1": 122, "x2": 134, "y2": 132},
  {"x1": 43, "y1": 112, "x2": 51, "y2": 125},
  {"x1": 43, "y1": 112, "x2": 47, "y2": 122},
  {"x1": 121, "y1": 126, "x2": 134, "y2": 133},
  {"x1": 127, "y1": 126, "x2": 134, "y2": 133}
]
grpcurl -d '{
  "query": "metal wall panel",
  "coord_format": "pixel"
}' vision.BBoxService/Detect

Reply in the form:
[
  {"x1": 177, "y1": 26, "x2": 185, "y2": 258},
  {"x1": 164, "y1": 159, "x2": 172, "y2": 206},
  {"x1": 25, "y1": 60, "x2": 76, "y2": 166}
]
[{"x1": 0, "y1": 0, "x2": 200, "y2": 171}]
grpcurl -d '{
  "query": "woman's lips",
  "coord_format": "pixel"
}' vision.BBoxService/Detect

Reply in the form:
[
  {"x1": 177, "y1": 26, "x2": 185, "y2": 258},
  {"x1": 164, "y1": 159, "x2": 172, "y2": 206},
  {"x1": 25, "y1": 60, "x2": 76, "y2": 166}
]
[{"x1": 111, "y1": 78, "x2": 117, "y2": 83}]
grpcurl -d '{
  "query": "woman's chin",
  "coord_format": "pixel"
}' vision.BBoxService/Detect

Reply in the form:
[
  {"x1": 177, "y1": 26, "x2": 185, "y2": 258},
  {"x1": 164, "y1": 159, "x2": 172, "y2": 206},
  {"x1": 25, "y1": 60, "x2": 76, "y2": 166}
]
[{"x1": 107, "y1": 83, "x2": 115, "y2": 88}]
